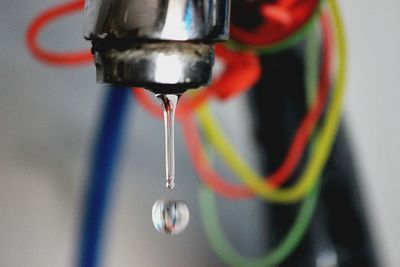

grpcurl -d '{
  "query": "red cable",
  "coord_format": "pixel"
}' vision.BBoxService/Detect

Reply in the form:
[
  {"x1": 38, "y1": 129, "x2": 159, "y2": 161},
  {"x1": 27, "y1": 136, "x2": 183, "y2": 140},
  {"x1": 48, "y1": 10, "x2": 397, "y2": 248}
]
[
  {"x1": 26, "y1": 0, "x2": 92, "y2": 66},
  {"x1": 265, "y1": 12, "x2": 332, "y2": 187},
  {"x1": 230, "y1": 0, "x2": 319, "y2": 46},
  {"x1": 135, "y1": 12, "x2": 333, "y2": 198}
]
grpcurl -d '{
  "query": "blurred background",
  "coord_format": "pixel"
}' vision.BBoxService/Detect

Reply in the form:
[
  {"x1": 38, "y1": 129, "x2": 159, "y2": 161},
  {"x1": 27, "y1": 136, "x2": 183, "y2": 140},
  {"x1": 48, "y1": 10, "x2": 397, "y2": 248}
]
[{"x1": 0, "y1": 0, "x2": 399, "y2": 266}]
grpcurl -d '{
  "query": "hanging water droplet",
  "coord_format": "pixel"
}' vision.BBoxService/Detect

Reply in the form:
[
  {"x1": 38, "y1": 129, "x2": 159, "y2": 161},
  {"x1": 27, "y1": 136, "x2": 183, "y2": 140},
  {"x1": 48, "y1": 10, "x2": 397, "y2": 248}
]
[
  {"x1": 156, "y1": 94, "x2": 180, "y2": 189},
  {"x1": 152, "y1": 199, "x2": 190, "y2": 234}
]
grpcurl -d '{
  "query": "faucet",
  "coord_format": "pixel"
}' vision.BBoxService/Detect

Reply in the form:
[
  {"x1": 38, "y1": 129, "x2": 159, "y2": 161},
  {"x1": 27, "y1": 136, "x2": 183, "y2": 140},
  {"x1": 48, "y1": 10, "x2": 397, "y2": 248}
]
[{"x1": 83, "y1": 0, "x2": 231, "y2": 94}]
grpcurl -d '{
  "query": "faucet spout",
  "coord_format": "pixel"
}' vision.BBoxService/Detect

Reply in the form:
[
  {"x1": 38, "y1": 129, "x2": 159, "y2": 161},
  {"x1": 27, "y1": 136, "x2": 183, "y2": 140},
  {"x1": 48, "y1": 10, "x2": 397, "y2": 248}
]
[{"x1": 84, "y1": 0, "x2": 231, "y2": 93}]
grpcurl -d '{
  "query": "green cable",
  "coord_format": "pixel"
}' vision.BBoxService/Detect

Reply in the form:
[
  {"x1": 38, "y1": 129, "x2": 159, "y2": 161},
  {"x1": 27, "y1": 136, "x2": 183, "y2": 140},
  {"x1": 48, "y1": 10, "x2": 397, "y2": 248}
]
[
  {"x1": 305, "y1": 23, "x2": 320, "y2": 105},
  {"x1": 197, "y1": 18, "x2": 322, "y2": 267},
  {"x1": 199, "y1": 183, "x2": 319, "y2": 267}
]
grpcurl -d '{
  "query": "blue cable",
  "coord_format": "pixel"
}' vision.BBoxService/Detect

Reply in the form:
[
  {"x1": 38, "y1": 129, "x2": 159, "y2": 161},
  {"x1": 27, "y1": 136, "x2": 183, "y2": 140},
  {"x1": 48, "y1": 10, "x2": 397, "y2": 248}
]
[{"x1": 78, "y1": 87, "x2": 132, "y2": 267}]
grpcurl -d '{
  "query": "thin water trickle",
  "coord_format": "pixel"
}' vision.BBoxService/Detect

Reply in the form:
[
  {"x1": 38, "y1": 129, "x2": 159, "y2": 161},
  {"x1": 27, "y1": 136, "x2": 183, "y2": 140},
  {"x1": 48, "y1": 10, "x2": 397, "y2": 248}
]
[
  {"x1": 156, "y1": 94, "x2": 180, "y2": 189},
  {"x1": 153, "y1": 94, "x2": 190, "y2": 234}
]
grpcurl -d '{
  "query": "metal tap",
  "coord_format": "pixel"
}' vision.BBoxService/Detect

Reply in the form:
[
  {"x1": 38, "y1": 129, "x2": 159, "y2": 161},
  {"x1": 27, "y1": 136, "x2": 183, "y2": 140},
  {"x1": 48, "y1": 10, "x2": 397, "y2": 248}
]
[{"x1": 84, "y1": 0, "x2": 231, "y2": 94}]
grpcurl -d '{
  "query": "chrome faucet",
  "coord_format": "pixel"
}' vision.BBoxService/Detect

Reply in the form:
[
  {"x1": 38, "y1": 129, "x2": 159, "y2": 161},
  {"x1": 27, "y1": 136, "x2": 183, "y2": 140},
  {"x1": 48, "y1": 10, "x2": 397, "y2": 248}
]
[{"x1": 84, "y1": 0, "x2": 231, "y2": 94}]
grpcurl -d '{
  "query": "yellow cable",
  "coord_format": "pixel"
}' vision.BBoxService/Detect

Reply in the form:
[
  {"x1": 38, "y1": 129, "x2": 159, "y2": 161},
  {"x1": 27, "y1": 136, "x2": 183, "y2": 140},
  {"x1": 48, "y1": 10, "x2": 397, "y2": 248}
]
[{"x1": 196, "y1": 0, "x2": 347, "y2": 204}]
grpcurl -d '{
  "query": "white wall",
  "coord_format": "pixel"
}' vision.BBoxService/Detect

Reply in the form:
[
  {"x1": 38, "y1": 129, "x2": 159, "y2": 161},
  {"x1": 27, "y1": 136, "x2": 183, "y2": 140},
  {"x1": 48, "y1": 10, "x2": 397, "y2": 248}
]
[{"x1": 341, "y1": 1, "x2": 400, "y2": 266}]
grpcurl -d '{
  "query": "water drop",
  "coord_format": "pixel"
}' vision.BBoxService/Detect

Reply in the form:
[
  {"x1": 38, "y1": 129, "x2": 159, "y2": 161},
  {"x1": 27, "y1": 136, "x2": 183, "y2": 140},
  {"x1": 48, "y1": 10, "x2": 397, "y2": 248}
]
[
  {"x1": 152, "y1": 199, "x2": 190, "y2": 234},
  {"x1": 156, "y1": 94, "x2": 180, "y2": 189}
]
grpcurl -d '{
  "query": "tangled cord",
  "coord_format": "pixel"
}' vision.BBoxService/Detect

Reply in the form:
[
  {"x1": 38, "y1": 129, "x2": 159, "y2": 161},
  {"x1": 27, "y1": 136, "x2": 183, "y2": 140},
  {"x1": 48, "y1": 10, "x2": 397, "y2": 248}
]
[{"x1": 196, "y1": 2, "x2": 347, "y2": 265}]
